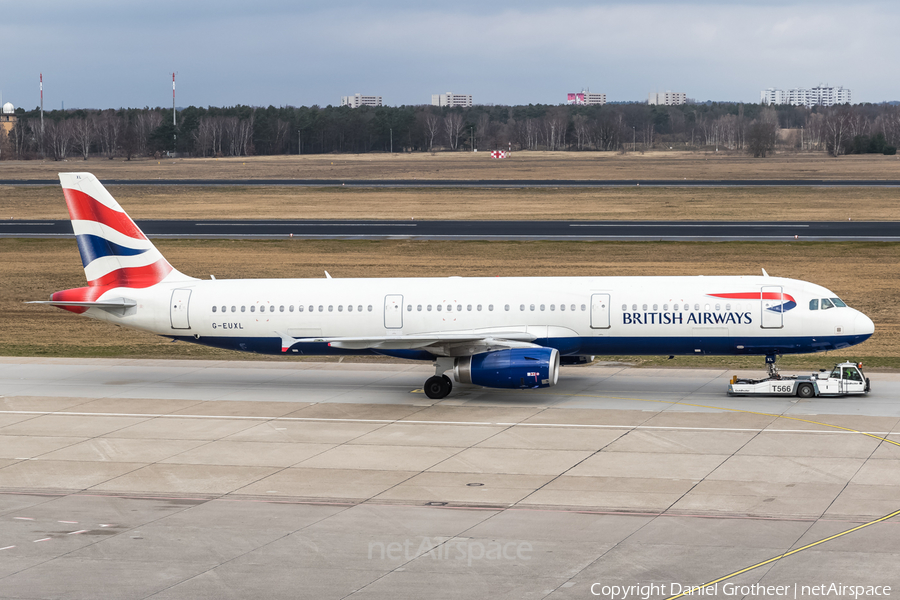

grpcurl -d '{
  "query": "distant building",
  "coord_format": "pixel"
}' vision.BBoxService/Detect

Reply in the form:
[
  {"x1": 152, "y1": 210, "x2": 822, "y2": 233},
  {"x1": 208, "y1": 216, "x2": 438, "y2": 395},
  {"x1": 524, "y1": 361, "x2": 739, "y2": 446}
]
[
  {"x1": 432, "y1": 92, "x2": 473, "y2": 108},
  {"x1": 0, "y1": 102, "x2": 16, "y2": 136},
  {"x1": 648, "y1": 91, "x2": 686, "y2": 106},
  {"x1": 341, "y1": 94, "x2": 382, "y2": 108},
  {"x1": 760, "y1": 85, "x2": 851, "y2": 107},
  {"x1": 566, "y1": 91, "x2": 606, "y2": 106}
]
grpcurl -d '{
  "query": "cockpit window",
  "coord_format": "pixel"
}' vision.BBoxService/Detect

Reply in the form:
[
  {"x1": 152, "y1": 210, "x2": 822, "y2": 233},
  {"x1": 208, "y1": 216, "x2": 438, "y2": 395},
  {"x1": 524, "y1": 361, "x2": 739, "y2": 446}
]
[
  {"x1": 809, "y1": 299, "x2": 819, "y2": 311},
  {"x1": 820, "y1": 298, "x2": 834, "y2": 310},
  {"x1": 831, "y1": 298, "x2": 847, "y2": 307}
]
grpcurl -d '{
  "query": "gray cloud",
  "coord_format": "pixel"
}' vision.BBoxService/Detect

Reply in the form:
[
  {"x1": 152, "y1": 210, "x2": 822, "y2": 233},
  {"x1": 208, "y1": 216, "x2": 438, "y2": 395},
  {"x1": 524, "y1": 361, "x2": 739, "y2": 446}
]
[{"x1": 0, "y1": 1, "x2": 895, "y2": 110}]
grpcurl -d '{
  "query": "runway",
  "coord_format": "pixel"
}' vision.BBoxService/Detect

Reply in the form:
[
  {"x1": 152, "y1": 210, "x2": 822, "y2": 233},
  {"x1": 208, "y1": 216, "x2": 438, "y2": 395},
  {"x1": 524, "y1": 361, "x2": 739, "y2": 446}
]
[
  {"x1": 1, "y1": 358, "x2": 898, "y2": 599},
  {"x1": 3, "y1": 219, "x2": 899, "y2": 241},
  {"x1": 2, "y1": 178, "x2": 900, "y2": 188}
]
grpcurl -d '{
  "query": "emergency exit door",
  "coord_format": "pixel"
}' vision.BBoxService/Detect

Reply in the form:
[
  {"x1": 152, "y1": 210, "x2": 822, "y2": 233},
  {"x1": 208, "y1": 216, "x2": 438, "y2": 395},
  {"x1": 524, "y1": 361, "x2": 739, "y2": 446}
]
[
  {"x1": 384, "y1": 295, "x2": 403, "y2": 329},
  {"x1": 761, "y1": 286, "x2": 783, "y2": 329},
  {"x1": 591, "y1": 294, "x2": 611, "y2": 329},
  {"x1": 170, "y1": 289, "x2": 192, "y2": 330}
]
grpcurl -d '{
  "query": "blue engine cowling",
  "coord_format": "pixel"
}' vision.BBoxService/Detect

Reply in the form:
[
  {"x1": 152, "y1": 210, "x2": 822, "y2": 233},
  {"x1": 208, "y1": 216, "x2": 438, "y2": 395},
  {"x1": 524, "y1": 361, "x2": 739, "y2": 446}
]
[{"x1": 454, "y1": 348, "x2": 560, "y2": 390}]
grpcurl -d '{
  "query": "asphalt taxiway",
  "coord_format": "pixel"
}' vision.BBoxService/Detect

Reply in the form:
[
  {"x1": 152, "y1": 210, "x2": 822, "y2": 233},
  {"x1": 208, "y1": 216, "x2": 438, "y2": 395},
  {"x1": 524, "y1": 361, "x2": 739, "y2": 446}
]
[
  {"x1": 3, "y1": 219, "x2": 899, "y2": 241},
  {"x1": 1, "y1": 358, "x2": 898, "y2": 599}
]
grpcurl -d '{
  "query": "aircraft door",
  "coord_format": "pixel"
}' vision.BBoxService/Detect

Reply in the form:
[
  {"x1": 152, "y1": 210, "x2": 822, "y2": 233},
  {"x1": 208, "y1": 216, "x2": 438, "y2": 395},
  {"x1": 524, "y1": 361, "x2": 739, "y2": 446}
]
[
  {"x1": 760, "y1": 286, "x2": 783, "y2": 329},
  {"x1": 170, "y1": 289, "x2": 192, "y2": 330},
  {"x1": 591, "y1": 294, "x2": 611, "y2": 329},
  {"x1": 384, "y1": 294, "x2": 403, "y2": 329}
]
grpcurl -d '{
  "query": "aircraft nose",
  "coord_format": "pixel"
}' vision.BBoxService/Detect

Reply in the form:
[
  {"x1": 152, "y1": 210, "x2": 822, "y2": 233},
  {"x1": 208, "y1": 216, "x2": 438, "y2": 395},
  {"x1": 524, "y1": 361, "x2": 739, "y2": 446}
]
[{"x1": 854, "y1": 311, "x2": 875, "y2": 336}]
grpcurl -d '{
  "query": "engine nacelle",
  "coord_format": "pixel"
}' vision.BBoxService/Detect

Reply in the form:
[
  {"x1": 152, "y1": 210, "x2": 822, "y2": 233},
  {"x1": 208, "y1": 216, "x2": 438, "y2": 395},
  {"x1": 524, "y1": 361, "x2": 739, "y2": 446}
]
[{"x1": 454, "y1": 348, "x2": 560, "y2": 390}]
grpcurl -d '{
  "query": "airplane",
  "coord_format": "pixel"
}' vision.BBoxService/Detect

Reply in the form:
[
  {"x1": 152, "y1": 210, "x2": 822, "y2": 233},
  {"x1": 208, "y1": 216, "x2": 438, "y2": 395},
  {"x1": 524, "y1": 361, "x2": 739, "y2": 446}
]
[{"x1": 32, "y1": 172, "x2": 875, "y2": 400}]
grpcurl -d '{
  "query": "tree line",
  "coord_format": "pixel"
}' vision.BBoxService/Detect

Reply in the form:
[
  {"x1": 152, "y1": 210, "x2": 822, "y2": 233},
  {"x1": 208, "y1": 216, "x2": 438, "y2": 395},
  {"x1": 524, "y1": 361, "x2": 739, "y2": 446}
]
[{"x1": 1, "y1": 102, "x2": 898, "y2": 160}]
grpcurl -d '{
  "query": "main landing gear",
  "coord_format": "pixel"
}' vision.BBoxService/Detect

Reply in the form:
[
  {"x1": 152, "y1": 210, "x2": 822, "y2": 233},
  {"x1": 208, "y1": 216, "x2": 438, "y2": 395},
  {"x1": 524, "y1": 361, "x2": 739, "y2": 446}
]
[{"x1": 424, "y1": 357, "x2": 454, "y2": 400}]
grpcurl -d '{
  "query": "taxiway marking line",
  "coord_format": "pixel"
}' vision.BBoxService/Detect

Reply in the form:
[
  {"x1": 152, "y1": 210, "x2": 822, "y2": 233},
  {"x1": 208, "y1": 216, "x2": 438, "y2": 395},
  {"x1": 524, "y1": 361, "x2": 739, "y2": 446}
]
[
  {"x1": 551, "y1": 393, "x2": 900, "y2": 599},
  {"x1": 0, "y1": 409, "x2": 894, "y2": 436}
]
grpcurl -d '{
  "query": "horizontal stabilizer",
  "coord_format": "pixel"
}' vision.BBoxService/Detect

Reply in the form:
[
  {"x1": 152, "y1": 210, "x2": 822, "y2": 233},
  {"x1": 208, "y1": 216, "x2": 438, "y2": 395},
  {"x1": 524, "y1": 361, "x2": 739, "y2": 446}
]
[{"x1": 28, "y1": 297, "x2": 136, "y2": 315}]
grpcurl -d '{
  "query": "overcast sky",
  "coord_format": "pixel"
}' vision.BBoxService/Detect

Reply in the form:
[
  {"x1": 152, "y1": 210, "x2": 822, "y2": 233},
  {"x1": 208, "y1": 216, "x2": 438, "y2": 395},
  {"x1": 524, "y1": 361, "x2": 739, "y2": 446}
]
[{"x1": 1, "y1": 1, "x2": 895, "y2": 110}]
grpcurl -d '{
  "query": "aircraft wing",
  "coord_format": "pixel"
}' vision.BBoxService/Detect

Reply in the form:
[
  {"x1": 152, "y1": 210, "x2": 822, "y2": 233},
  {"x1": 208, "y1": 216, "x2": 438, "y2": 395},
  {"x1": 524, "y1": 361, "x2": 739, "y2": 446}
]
[{"x1": 277, "y1": 330, "x2": 540, "y2": 356}]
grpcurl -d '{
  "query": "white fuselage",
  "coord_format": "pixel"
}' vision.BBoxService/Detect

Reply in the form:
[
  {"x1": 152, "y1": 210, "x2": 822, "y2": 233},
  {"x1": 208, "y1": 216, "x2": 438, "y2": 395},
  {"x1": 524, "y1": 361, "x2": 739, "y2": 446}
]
[{"x1": 84, "y1": 274, "x2": 874, "y2": 359}]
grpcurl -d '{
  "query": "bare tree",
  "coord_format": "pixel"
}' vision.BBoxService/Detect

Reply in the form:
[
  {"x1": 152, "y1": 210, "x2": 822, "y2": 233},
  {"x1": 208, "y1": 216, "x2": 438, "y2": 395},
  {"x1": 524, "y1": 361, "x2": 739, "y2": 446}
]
[
  {"x1": 73, "y1": 116, "x2": 96, "y2": 160},
  {"x1": 424, "y1": 113, "x2": 440, "y2": 150},
  {"x1": 746, "y1": 108, "x2": 778, "y2": 158},
  {"x1": 443, "y1": 113, "x2": 464, "y2": 150},
  {"x1": 45, "y1": 119, "x2": 75, "y2": 160},
  {"x1": 824, "y1": 108, "x2": 851, "y2": 156},
  {"x1": 97, "y1": 111, "x2": 122, "y2": 158}
]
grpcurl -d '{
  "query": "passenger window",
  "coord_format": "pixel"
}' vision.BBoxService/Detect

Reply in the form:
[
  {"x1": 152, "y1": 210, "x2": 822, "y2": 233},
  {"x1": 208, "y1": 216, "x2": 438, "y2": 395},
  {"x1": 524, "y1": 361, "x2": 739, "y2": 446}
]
[
  {"x1": 476, "y1": 304, "x2": 482, "y2": 311},
  {"x1": 289, "y1": 305, "x2": 294, "y2": 312},
  {"x1": 551, "y1": 304, "x2": 556, "y2": 311},
  {"x1": 520, "y1": 304, "x2": 525, "y2": 311},
  {"x1": 504, "y1": 304, "x2": 510, "y2": 311},
  {"x1": 581, "y1": 304, "x2": 586, "y2": 311},
  {"x1": 488, "y1": 304, "x2": 493, "y2": 311},
  {"x1": 725, "y1": 304, "x2": 731, "y2": 311},
  {"x1": 621, "y1": 304, "x2": 627, "y2": 311},
  {"x1": 212, "y1": 306, "x2": 217, "y2": 313},
  {"x1": 457, "y1": 305, "x2": 462, "y2": 312},
  {"x1": 832, "y1": 298, "x2": 847, "y2": 307},
  {"x1": 642, "y1": 304, "x2": 647, "y2": 311},
  {"x1": 561, "y1": 304, "x2": 566, "y2": 311},
  {"x1": 367, "y1": 305, "x2": 373, "y2": 312},
  {"x1": 447, "y1": 305, "x2": 452, "y2": 312},
  {"x1": 328, "y1": 305, "x2": 333, "y2": 312},
  {"x1": 318, "y1": 305, "x2": 324, "y2": 312},
  {"x1": 540, "y1": 304, "x2": 545, "y2": 311},
  {"x1": 347, "y1": 305, "x2": 353, "y2": 312},
  {"x1": 222, "y1": 306, "x2": 226, "y2": 313},
  {"x1": 715, "y1": 304, "x2": 720, "y2": 311},
  {"x1": 632, "y1": 304, "x2": 637, "y2": 311},
  {"x1": 280, "y1": 306, "x2": 285, "y2": 312},
  {"x1": 673, "y1": 304, "x2": 679, "y2": 311},
  {"x1": 299, "y1": 306, "x2": 304, "y2": 312},
  {"x1": 250, "y1": 306, "x2": 256, "y2": 313},
  {"x1": 467, "y1": 305, "x2": 472, "y2": 311},
  {"x1": 437, "y1": 305, "x2": 443, "y2": 312},
  {"x1": 652, "y1": 304, "x2": 658, "y2": 311},
  {"x1": 694, "y1": 304, "x2": 700, "y2": 311},
  {"x1": 241, "y1": 306, "x2": 246, "y2": 312},
  {"x1": 338, "y1": 305, "x2": 343, "y2": 312},
  {"x1": 572, "y1": 304, "x2": 577, "y2": 311},
  {"x1": 357, "y1": 305, "x2": 363, "y2": 312},
  {"x1": 427, "y1": 305, "x2": 432, "y2": 311},
  {"x1": 530, "y1": 304, "x2": 535, "y2": 311},
  {"x1": 407, "y1": 305, "x2": 412, "y2": 311},
  {"x1": 809, "y1": 299, "x2": 819, "y2": 310},
  {"x1": 662, "y1": 304, "x2": 667, "y2": 311},
  {"x1": 231, "y1": 306, "x2": 236, "y2": 312},
  {"x1": 417, "y1": 305, "x2": 422, "y2": 311},
  {"x1": 309, "y1": 306, "x2": 314, "y2": 312},
  {"x1": 821, "y1": 298, "x2": 834, "y2": 310}
]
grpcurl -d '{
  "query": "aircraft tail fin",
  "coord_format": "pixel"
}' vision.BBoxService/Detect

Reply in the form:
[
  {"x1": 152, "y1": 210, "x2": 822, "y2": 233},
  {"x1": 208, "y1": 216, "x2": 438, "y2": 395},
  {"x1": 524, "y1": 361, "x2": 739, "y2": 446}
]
[{"x1": 52, "y1": 173, "x2": 195, "y2": 312}]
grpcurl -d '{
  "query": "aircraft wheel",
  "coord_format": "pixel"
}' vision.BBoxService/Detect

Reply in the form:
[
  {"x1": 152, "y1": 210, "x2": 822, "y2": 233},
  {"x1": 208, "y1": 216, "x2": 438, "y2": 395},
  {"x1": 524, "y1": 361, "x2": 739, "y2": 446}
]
[
  {"x1": 424, "y1": 376, "x2": 451, "y2": 399},
  {"x1": 441, "y1": 374, "x2": 453, "y2": 394},
  {"x1": 797, "y1": 383, "x2": 815, "y2": 398}
]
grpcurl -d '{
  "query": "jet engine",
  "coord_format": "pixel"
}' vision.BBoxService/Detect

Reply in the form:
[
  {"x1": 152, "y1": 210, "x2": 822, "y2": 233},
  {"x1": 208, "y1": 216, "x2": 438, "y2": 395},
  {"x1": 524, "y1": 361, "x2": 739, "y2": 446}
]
[{"x1": 454, "y1": 348, "x2": 560, "y2": 390}]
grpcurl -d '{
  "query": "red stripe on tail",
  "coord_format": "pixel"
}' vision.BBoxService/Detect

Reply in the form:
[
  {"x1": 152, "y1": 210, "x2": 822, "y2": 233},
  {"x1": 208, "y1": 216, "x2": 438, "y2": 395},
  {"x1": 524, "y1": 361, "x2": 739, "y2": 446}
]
[{"x1": 62, "y1": 188, "x2": 147, "y2": 240}]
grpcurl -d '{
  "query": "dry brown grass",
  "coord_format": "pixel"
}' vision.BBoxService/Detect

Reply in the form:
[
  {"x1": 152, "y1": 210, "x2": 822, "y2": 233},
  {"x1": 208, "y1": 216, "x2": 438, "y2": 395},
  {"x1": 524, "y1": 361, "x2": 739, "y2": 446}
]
[
  {"x1": 6, "y1": 238, "x2": 898, "y2": 365},
  {"x1": 1, "y1": 150, "x2": 899, "y2": 181},
  {"x1": 4, "y1": 184, "x2": 899, "y2": 222}
]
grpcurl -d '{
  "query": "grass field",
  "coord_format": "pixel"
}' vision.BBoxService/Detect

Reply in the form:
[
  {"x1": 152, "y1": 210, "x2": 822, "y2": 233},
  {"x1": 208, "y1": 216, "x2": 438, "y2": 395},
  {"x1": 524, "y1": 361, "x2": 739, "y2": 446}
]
[
  {"x1": 1, "y1": 150, "x2": 899, "y2": 181},
  {"x1": 4, "y1": 184, "x2": 899, "y2": 222},
  {"x1": 7, "y1": 238, "x2": 898, "y2": 369}
]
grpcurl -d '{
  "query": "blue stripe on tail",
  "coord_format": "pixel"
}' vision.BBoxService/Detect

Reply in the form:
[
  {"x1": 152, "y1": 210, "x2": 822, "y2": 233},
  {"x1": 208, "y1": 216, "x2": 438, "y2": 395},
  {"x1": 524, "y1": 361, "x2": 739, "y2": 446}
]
[{"x1": 75, "y1": 234, "x2": 149, "y2": 268}]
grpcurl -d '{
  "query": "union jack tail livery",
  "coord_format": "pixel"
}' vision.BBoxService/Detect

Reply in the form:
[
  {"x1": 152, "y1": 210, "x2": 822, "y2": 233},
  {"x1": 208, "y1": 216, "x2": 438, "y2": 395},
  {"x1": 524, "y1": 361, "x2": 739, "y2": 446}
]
[{"x1": 46, "y1": 173, "x2": 195, "y2": 313}]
